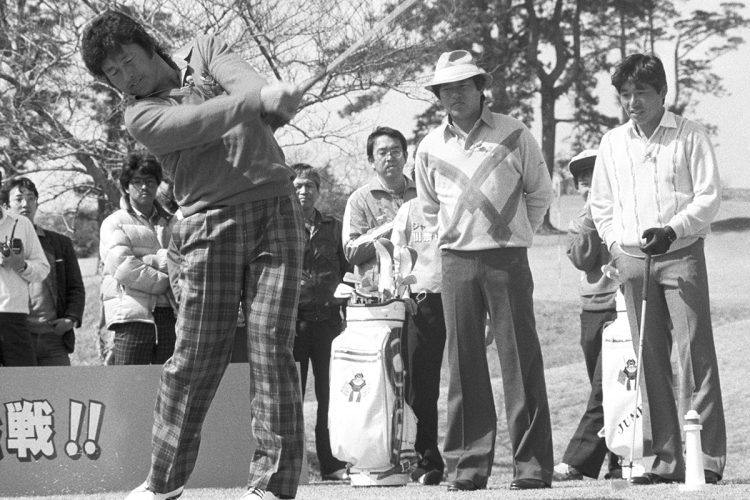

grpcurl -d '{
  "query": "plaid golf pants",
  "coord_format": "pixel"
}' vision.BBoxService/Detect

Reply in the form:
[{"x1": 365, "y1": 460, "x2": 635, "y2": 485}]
[
  {"x1": 111, "y1": 307, "x2": 177, "y2": 365},
  {"x1": 146, "y1": 195, "x2": 305, "y2": 497}
]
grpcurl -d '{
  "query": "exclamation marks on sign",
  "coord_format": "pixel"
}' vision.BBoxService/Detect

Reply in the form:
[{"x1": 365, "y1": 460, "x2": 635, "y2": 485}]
[
  {"x1": 64, "y1": 400, "x2": 104, "y2": 460},
  {"x1": 65, "y1": 400, "x2": 84, "y2": 458},
  {"x1": 83, "y1": 401, "x2": 103, "y2": 459}
]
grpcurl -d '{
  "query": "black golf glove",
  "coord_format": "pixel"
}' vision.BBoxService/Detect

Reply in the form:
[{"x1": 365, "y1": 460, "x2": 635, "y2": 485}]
[{"x1": 641, "y1": 226, "x2": 677, "y2": 255}]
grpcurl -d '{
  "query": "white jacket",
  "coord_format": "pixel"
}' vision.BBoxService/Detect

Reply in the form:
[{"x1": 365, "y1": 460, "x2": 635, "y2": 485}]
[
  {"x1": 99, "y1": 204, "x2": 174, "y2": 327},
  {"x1": 0, "y1": 211, "x2": 49, "y2": 313}
]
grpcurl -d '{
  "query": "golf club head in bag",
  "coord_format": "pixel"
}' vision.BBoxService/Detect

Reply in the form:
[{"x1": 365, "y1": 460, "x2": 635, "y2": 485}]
[{"x1": 374, "y1": 238, "x2": 395, "y2": 301}]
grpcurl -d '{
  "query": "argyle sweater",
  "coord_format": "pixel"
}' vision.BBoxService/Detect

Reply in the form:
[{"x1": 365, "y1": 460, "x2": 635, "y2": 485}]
[{"x1": 415, "y1": 107, "x2": 553, "y2": 251}]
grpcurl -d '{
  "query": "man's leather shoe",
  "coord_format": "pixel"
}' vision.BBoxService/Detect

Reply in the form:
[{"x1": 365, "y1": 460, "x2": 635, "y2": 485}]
[
  {"x1": 447, "y1": 479, "x2": 479, "y2": 491},
  {"x1": 629, "y1": 473, "x2": 673, "y2": 485},
  {"x1": 509, "y1": 478, "x2": 549, "y2": 490},
  {"x1": 704, "y1": 470, "x2": 721, "y2": 484},
  {"x1": 604, "y1": 468, "x2": 622, "y2": 480},
  {"x1": 411, "y1": 459, "x2": 443, "y2": 485},
  {"x1": 321, "y1": 468, "x2": 349, "y2": 481}
]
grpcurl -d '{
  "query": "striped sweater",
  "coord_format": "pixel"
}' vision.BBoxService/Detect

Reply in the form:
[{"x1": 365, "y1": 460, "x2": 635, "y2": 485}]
[{"x1": 590, "y1": 110, "x2": 720, "y2": 254}]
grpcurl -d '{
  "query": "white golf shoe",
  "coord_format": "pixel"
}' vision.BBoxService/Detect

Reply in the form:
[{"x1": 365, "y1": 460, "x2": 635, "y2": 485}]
[
  {"x1": 238, "y1": 487, "x2": 291, "y2": 499},
  {"x1": 125, "y1": 481, "x2": 183, "y2": 500}
]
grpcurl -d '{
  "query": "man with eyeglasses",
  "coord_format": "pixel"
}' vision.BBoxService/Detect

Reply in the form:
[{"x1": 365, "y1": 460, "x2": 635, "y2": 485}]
[
  {"x1": 3, "y1": 177, "x2": 85, "y2": 366},
  {"x1": 99, "y1": 151, "x2": 177, "y2": 365},
  {"x1": 342, "y1": 126, "x2": 416, "y2": 285}
]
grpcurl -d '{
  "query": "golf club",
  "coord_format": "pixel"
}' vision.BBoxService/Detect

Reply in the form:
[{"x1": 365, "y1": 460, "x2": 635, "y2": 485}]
[
  {"x1": 297, "y1": 0, "x2": 420, "y2": 94},
  {"x1": 626, "y1": 253, "x2": 652, "y2": 481}
]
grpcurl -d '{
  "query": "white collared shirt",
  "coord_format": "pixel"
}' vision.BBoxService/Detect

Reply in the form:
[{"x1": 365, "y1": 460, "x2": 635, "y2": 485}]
[{"x1": 590, "y1": 110, "x2": 721, "y2": 253}]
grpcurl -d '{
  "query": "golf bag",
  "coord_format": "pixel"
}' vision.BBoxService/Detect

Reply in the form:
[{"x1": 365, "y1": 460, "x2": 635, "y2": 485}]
[
  {"x1": 328, "y1": 299, "x2": 418, "y2": 486},
  {"x1": 601, "y1": 290, "x2": 645, "y2": 477}
]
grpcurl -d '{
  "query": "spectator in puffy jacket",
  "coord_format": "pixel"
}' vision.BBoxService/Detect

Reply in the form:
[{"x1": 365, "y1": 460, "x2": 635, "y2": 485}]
[{"x1": 99, "y1": 151, "x2": 177, "y2": 365}]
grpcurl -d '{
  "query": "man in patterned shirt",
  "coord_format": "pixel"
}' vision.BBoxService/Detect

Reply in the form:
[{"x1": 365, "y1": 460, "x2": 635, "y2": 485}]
[{"x1": 414, "y1": 50, "x2": 554, "y2": 492}]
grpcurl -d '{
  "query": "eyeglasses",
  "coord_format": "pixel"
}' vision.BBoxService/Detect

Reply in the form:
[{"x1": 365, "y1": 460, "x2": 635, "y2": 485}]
[{"x1": 374, "y1": 148, "x2": 404, "y2": 159}]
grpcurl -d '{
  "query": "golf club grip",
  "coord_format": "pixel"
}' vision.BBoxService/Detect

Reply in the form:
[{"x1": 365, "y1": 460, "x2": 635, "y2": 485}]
[{"x1": 641, "y1": 254, "x2": 651, "y2": 300}]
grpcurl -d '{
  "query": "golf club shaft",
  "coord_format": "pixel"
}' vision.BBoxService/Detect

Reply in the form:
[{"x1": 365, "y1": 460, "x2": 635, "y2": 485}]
[
  {"x1": 297, "y1": 0, "x2": 419, "y2": 94},
  {"x1": 628, "y1": 253, "x2": 652, "y2": 473}
]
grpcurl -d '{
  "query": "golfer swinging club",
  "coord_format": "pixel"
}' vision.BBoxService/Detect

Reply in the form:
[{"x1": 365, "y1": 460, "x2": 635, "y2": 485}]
[{"x1": 82, "y1": 11, "x2": 305, "y2": 500}]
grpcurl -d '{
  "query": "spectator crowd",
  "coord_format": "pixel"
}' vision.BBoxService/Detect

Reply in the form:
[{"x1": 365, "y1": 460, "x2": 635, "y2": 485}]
[{"x1": 0, "y1": 9, "x2": 726, "y2": 500}]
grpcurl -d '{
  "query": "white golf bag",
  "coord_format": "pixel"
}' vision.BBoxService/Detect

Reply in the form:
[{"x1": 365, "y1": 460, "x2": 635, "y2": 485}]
[
  {"x1": 328, "y1": 299, "x2": 418, "y2": 486},
  {"x1": 601, "y1": 290, "x2": 646, "y2": 478}
]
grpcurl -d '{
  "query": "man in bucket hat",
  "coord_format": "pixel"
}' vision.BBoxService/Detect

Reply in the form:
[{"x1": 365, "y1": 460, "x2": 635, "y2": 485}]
[{"x1": 414, "y1": 50, "x2": 554, "y2": 491}]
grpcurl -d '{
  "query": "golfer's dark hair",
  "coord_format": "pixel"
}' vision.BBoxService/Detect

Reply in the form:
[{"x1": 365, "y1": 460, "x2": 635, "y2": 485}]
[
  {"x1": 366, "y1": 127, "x2": 408, "y2": 162},
  {"x1": 291, "y1": 163, "x2": 321, "y2": 190},
  {"x1": 5, "y1": 177, "x2": 39, "y2": 199},
  {"x1": 611, "y1": 53, "x2": 667, "y2": 94},
  {"x1": 120, "y1": 151, "x2": 163, "y2": 191},
  {"x1": 80, "y1": 10, "x2": 177, "y2": 81}
]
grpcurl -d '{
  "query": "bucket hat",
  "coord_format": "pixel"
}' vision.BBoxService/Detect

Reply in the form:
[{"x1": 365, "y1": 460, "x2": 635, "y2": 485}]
[
  {"x1": 424, "y1": 50, "x2": 492, "y2": 93},
  {"x1": 568, "y1": 149, "x2": 598, "y2": 180}
]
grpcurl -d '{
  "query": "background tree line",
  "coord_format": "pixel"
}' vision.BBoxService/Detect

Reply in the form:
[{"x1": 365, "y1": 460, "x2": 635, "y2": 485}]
[{"x1": 0, "y1": 0, "x2": 747, "y2": 254}]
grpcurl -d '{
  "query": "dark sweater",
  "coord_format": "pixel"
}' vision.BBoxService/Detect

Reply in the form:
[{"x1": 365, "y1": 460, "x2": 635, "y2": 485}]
[{"x1": 125, "y1": 35, "x2": 294, "y2": 217}]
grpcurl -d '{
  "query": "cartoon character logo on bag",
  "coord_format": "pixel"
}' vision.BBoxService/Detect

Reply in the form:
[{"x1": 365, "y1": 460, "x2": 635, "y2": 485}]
[
  {"x1": 342, "y1": 373, "x2": 368, "y2": 402},
  {"x1": 618, "y1": 359, "x2": 638, "y2": 390}
]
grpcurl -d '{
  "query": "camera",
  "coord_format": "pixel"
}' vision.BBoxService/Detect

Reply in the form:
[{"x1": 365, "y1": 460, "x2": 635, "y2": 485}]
[
  {"x1": 1, "y1": 218, "x2": 22, "y2": 258},
  {"x1": 0, "y1": 238, "x2": 22, "y2": 257}
]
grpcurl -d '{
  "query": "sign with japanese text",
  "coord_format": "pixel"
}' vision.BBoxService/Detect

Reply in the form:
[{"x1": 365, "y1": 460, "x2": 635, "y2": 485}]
[{"x1": 0, "y1": 364, "x2": 306, "y2": 496}]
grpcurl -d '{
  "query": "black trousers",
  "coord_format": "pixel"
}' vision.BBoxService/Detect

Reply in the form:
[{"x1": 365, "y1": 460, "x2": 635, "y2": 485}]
[
  {"x1": 404, "y1": 292, "x2": 446, "y2": 471},
  {"x1": 562, "y1": 308, "x2": 619, "y2": 478},
  {"x1": 293, "y1": 317, "x2": 347, "y2": 476},
  {"x1": 441, "y1": 248, "x2": 553, "y2": 487},
  {"x1": 0, "y1": 312, "x2": 36, "y2": 366}
]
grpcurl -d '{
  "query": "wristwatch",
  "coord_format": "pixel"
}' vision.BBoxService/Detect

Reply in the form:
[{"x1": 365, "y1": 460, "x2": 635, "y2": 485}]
[{"x1": 665, "y1": 226, "x2": 677, "y2": 243}]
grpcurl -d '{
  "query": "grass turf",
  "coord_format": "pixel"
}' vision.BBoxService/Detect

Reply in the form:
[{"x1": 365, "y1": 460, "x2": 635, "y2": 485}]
[{"x1": 24, "y1": 193, "x2": 750, "y2": 499}]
